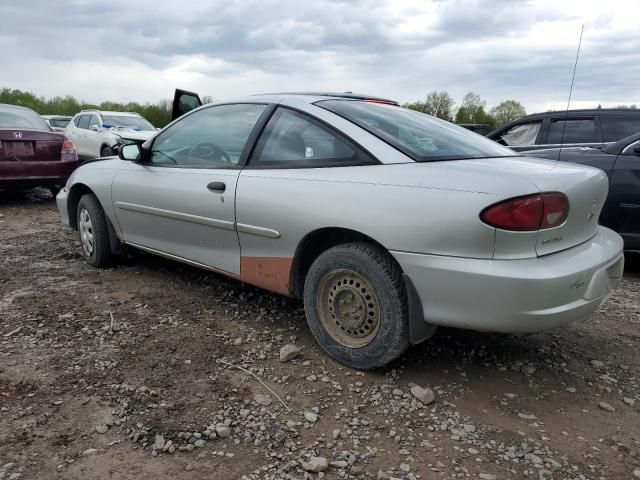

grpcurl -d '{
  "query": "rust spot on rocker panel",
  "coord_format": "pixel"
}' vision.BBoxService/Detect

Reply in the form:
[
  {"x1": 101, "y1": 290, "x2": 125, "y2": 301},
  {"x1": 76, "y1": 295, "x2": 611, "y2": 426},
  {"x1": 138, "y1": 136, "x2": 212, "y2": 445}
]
[{"x1": 240, "y1": 257, "x2": 293, "y2": 296}]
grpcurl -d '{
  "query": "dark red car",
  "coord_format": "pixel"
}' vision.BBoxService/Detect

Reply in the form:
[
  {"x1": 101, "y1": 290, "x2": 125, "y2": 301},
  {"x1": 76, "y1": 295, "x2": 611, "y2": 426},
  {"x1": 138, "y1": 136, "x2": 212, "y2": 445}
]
[{"x1": 0, "y1": 103, "x2": 78, "y2": 195}]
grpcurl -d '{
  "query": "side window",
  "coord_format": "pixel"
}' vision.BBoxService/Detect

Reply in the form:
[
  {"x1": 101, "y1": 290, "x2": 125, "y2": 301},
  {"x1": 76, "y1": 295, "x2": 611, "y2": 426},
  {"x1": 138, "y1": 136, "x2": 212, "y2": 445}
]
[
  {"x1": 88, "y1": 115, "x2": 100, "y2": 129},
  {"x1": 622, "y1": 139, "x2": 640, "y2": 156},
  {"x1": 497, "y1": 122, "x2": 541, "y2": 146},
  {"x1": 547, "y1": 118, "x2": 599, "y2": 144},
  {"x1": 77, "y1": 115, "x2": 90, "y2": 130},
  {"x1": 150, "y1": 103, "x2": 267, "y2": 167},
  {"x1": 250, "y1": 108, "x2": 369, "y2": 168},
  {"x1": 73, "y1": 116, "x2": 81, "y2": 127},
  {"x1": 601, "y1": 116, "x2": 640, "y2": 142}
]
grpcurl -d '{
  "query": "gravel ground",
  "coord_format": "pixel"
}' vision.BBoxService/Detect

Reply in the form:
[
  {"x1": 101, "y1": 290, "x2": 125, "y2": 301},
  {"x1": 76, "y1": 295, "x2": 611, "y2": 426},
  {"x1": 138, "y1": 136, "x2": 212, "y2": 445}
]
[{"x1": 1, "y1": 190, "x2": 639, "y2": 480}]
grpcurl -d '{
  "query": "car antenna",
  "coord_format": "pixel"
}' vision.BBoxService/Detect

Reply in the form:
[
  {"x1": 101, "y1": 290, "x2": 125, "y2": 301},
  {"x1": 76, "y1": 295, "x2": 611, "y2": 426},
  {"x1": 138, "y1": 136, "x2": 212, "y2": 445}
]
[{"x1": 558, "y1": 24, "x2": 584, "y2": 162}]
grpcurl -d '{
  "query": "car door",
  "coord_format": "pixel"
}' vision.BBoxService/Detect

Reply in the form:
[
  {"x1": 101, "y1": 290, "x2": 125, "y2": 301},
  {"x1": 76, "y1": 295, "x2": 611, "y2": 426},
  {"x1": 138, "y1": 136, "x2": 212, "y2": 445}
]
[
  {"x1": 172, "y1": 89, "x2": 202, "y2": 121},
  {"x1": 86, "y1": 114, "x2": 101, "y2": 157},
  {"x1": 112, "y1": 103, "x2": 270, "y2": 275},
  {"x1": 71, "y1": 115, "x2": 91, "y2": 158},
  {"x1": 235, "y1": 106, "x2": 378, "y2": 294},
  {"x1": 609, "y1": 139, "x2": 640, "y2": 248}
]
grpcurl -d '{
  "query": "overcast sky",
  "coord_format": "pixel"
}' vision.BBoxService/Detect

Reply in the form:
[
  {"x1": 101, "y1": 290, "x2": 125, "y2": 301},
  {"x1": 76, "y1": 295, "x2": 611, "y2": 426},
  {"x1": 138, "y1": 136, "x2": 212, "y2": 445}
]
[{"x1": 1, "y1": 0, "x2": 638, "y2": 114}]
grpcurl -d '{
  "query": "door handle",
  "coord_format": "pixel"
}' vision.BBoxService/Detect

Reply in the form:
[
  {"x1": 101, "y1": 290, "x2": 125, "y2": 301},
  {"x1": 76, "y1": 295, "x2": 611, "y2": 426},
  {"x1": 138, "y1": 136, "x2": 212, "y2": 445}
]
[{"x1": 207, "y1": 181, "x2": 226, "y2": 193}]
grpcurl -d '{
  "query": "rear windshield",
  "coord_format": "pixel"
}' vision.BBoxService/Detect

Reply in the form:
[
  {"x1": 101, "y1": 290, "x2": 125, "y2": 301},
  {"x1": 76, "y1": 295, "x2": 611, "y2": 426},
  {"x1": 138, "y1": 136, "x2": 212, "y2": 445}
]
[
  {"x1": 0, "y1": 107, "x2": 50, "y2": 130},
  {"x1": 317, "y1": 100, "x2": 515, "y2": 161},
  {"x1": 49, "y1": 117, "x2": 71, "y2": 128},
  {"x1": 101, "y1": 115, "x2": 155, "y2": 131}
]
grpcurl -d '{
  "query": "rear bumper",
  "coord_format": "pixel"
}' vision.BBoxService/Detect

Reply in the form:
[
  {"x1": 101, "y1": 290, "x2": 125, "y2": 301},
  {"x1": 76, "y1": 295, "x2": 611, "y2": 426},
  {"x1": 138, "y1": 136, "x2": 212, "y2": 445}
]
[
  {"x1": 0, "y1": 159, "x2": 78, "y2": 189},
  {"x1": 392, "y1": 226, "x2": 624, "y2": 334}
]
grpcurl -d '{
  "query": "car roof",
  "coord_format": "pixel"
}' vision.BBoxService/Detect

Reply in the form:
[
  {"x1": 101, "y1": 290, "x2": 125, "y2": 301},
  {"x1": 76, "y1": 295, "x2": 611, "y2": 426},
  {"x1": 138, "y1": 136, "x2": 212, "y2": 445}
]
[
  {"x1": 41, "y1": 114, "x2": 72, "y2": 119},
  {"x1": 251, "y1": 92, "x2": 399, "y2": 105},
  {"x1": 202, "y1": 92, "x2": 397, "y2": 106},
  {"x1": 0, "y1": 103, "x2": 37, "y2": 112},
  {"x1": 518, "y1": 108, "x2": 640, "y2": 120}
]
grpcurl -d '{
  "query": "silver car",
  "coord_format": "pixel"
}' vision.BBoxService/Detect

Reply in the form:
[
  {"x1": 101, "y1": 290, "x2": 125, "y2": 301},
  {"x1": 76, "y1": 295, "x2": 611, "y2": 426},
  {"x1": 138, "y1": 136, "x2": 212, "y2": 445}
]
[{"x1": 56, "y1": 91, "x2": 624, "y2": 369}]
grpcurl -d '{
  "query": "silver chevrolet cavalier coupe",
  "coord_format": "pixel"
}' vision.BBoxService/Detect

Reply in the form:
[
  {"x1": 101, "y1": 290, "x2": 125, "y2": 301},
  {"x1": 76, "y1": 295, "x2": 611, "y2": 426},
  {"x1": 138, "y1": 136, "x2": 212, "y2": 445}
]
[{"x1": 56, "y1": 91, "x2": 624, "y2": 369}]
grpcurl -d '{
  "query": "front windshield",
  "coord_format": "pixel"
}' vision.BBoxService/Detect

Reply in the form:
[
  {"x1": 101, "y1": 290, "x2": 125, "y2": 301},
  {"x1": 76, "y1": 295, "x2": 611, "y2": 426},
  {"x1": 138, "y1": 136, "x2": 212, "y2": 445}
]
[
  {"x1": 101, "y1": 115, "x2": 155, "y2": 131},
  {"x1": 0, "y1": 107, "x2": 50, "y2": 130},
  {"x1": 318, "y1": 100, "x2": 515, "y2": 161}
]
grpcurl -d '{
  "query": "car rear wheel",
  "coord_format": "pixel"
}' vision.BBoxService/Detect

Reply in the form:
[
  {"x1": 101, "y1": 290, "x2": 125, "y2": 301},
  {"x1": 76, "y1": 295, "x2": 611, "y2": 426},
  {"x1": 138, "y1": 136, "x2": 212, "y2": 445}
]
[
  {"x1": 100, "y1": 145, "x2": 114, "y2": 157},
  {"x1": 303, "y1": 242, "x2": 409, "y2": 369},
  {"x1": 77, "y1": 194, "x2": 112, "y2": 267}
]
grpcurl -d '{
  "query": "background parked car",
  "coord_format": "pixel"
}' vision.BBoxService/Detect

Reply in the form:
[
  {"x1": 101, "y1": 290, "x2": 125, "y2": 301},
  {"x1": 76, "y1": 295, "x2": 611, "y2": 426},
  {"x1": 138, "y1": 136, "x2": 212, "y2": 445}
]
[
  {"x1": 56, "y1": 91, "x2": 623, "y2": 369},
  {"x1": 526, "y1": 131, "x2": 640, "y2": 251},
  {"x1": 0, "y1": 104, "x2": 78, "y2": 195},
  {"x1": 65, "y1": 110, "x2": 157, "y2": 160},
  {"x1": 488, "y1": 108, "x2": 640, "y2": 151},
  {"x1": 41, "y1": 115, "x2": 72, "y2": 133}
]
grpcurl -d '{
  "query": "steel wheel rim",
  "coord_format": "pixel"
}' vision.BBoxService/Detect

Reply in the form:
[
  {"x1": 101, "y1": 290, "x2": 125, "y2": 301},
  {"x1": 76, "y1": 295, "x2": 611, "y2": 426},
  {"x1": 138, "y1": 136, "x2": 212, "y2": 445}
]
[
  {"x1": 317, "y1": 269, "x2": 381, "y2": 348},
  {"x1": 79, "y1": 208, "x2": 94, "y2": 256}
]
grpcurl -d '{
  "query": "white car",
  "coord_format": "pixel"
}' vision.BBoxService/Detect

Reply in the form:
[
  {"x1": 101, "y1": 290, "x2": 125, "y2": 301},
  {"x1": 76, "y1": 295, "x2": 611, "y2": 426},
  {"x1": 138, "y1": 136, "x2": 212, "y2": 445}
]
[{"x1": 65, "y1": 110, "x2": 156, "y2": 160}]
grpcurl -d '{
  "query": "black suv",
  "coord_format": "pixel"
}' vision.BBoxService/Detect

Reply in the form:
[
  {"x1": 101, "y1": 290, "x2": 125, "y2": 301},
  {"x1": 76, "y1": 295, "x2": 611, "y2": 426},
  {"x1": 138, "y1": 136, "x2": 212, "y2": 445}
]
[{"x1": 487, "y1": 109, "x2": 640, "y2": 152}]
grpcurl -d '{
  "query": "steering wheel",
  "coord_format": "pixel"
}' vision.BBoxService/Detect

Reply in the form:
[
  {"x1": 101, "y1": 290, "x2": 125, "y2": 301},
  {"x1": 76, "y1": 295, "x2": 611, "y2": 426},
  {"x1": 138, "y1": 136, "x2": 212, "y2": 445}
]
[{"x1": 188, "y1": 142, "x2": 231, "y2": 164}]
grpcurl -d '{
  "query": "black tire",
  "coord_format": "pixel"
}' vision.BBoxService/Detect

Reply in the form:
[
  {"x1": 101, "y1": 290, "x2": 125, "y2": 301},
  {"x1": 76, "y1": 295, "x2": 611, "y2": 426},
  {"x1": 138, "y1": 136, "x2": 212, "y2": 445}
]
[
  {"x1": 303, "y1": 242, "x2": 409, "y2": 369},
  {"x1": 100, "y1": 145, "x2": 114, "y2": 157},
  {"x1": 76, "y1": 194, "x2": 112, "y2": 267}
]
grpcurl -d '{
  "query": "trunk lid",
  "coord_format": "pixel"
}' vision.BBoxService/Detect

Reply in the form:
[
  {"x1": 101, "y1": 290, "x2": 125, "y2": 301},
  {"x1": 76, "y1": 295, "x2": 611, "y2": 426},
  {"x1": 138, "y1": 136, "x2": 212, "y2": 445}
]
[
  {"x1": 523, "y1": 158, "x2": 608, "y2": 256},
  {"x1": 0, "y1": 129, "x2": 65, "y2": 162},
  {"x1": 464, "y1": 156, "x2": 608, "y2": 257}
]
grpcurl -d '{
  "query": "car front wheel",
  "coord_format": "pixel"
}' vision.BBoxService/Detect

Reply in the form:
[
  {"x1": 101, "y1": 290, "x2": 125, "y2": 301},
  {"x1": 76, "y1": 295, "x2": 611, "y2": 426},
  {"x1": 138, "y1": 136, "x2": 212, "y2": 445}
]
[
  {"x1": 76, "y1": 193, "x2": 112, "y2": 267},
  {"x1": 100, "y1": 146, "x2": 114, "y2": 157},
  {"x1": 303, "y1": 242, "x2": 410, "y2": 369}
]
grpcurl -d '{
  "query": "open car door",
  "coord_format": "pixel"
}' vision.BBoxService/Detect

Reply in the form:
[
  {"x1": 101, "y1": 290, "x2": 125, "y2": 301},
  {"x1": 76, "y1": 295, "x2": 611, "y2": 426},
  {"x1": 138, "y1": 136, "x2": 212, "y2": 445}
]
[{"x1": 171, "y1": 89, "x2": 202, "y2": 121}]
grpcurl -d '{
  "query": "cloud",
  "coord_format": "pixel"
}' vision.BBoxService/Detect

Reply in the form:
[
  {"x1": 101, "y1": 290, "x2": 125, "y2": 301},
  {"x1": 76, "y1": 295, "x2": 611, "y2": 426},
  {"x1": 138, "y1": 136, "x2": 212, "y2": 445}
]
[{"x1": 1, "y1": 0, "x2": 638, "y2": 113}]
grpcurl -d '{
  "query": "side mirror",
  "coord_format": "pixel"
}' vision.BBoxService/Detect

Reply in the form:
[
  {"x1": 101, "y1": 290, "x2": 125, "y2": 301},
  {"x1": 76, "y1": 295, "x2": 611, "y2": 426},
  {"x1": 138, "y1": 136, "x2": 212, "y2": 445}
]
[
  {"x1": 119, "y1": 143, "x2": 144, "y2": 162},
  {"x1": 91, "y1": 125, "x2": 99, "y2": 131}
]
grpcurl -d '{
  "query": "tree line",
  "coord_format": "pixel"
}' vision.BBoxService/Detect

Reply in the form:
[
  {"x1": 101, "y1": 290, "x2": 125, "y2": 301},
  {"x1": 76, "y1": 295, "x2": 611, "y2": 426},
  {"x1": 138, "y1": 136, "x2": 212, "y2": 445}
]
[{"x1": 404, "y1": 91, "x2": 527, "y2": 130}]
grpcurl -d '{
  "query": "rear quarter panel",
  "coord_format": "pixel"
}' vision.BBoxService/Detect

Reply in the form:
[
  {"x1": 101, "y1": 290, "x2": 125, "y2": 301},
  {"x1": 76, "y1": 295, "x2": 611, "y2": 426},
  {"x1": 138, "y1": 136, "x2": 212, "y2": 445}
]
[{"x1": 235, "y1": 162, "x2": 520, "y2": 267}]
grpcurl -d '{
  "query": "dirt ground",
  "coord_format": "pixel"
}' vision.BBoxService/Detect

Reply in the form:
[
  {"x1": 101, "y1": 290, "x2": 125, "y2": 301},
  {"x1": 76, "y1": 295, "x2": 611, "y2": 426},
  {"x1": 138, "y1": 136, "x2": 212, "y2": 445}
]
[{"x1": 1, "y1": 190, "x2": 639, "y2": 480}]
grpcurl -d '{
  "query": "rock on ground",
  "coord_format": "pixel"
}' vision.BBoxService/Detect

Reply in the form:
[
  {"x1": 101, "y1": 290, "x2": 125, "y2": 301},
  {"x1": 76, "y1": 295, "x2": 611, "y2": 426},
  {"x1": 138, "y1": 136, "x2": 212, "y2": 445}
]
[
  {"x1": 279, "y1": 344, "x2": 301, "y2": 362},
  {"x1": 254, "y1": 393, "x2": 272, "y2": 406},
  {"x1": 410, "y1": 385, "x2": 435, "y2": 405},
  {"x1": 301, "y1": 456, "x2": 328, "y2": 472}
]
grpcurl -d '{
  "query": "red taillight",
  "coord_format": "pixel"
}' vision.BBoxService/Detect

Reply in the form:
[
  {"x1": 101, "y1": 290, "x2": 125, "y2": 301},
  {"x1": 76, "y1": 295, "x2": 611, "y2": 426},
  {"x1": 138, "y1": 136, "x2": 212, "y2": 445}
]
[
  {"x1": 540, "y1": 192, "x2": 569, "y2": 228},
  {"x1": 480, "y1": 193, "x2": 569, "y2": 231},
  {"x1": 61, "y1": 139, "x2": 76, "y2": 156}
]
